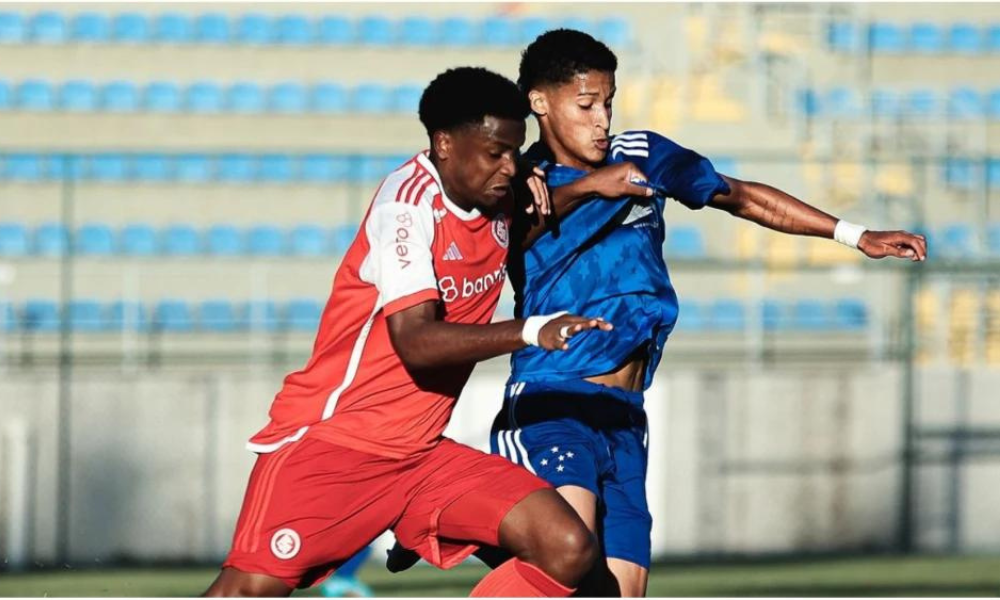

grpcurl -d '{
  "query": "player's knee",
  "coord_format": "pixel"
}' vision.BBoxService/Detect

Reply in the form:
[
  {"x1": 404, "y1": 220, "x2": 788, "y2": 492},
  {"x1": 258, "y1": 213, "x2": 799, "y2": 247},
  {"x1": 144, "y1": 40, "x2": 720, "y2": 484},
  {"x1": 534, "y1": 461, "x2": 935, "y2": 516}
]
[{"x1": 539, "y1": 522, "x2": 599, "y2": 585}]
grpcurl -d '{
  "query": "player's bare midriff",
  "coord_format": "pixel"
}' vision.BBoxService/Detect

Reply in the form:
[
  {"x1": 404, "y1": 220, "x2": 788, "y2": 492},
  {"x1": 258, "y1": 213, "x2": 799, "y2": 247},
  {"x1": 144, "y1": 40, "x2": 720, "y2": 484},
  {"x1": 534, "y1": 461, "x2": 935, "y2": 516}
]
[{"x1": 584, "y1": 346, "x2": 646, "y2": 392}]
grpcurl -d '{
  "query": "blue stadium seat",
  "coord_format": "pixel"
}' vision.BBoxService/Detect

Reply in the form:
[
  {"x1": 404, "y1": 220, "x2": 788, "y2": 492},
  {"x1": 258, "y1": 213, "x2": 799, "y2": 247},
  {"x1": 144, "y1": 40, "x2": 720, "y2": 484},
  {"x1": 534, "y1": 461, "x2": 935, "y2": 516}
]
[
  {"x1": 71, "y1": 13, "x2": 109, "y2": 42},
  {"x1": 195, "y1": 13, "x2": 229, "y2": 44},
  {"x1": 109, "y1": 300, "x2": 148, "y2": 331},
  {"x1": 353, "y1": 83, "x2": 391, "y2": 113},
  {"x1": 290, "y1": 224, "x2": 328, "y2": 256},
  {"x1": 269, "y1": 83, "x2": 308, "y2": 114},
  {"x1": 121, "y1": 223, "x2": 158, "y2": 256},
  {"x1": 155, "y1": 300, "x2": 194, "y2": 332},
  {"x1": 248, "y1": 225, "x2": 285, "y2": 256},
  {"x1": 228, "y1": 82, "x2": 265, "y2": 113},
  {"x1": 275, "y1": 14, "x2": 312, "y2": 45},
  {"x1": 24, "y1": 299, "x2": 60, "y2": 332},
  {"x1": 186, "y1": 81, "x2": 224, "y2": 113},
  {"x1": 236, "y1": 13, "x2": 271, "y2": 45},
  {"x1": 133, "y1": 154, "x2": 171, "y2": 181},
  {"x1": 76, "y1": 223, "x2": 116, "y2": 256},
  {"x1": 217, "y1": 154, "x2": 257, "y2": 183},
  {"x1": 791, "y1": 299, "x2": 829, "y2": 330},
  {"x1": 988, "y1": 158, "x2": 1000, "y2": 188},
  {"x1": 101, "y1": 81, "x2": 139, "y2": 112},
  {"x1": 940, "y1": 223, "x2": 976, "y2": 258},
  {"x1": 162, "y1": 224, "x2": 201, "y2": 255},
  {"x1": 0, "y1": 12, "x2": 25, "y2": 43},
  {"x1": 989, "y1": 25, "x2": 1000, "y2": 53},
  {"x1": 949, "y1": 23, "x2": 982, "y2": 53},
  {"x1": 871, "y1": 89, "x2": 901, "y2": 119},
  {"x1": 825, "y1": 87, "x2": 862, "y2": 118},
  {"x1": 519, "y1": 17, "x2": 551, "y2": 44},
  {"x1": 244, "y1": 301, "x2": 279, "y2": 331},
  {"x1": 906, "y1": 89, "x2": 939, "y2": 117},
  {"x1": 259, "y1": 155, "x2": 294, "y2": 183},
  {"x1": 30, "y1": 12, "x2": 67, "y2": 43},
  {"x1": 16, "y1": 79, "x2": 54, "y2": 111},
  {"x1": 709, "y1": 299, "x2": 745, "y2": 331},
  {"x1": 68, "y1": 300, "x2": 106, "y2": 332},
  {"x1": 59, "y1": 80, "x2": 97, "y2": 111},
  {"x1": 482, "y1": 17, "x2": 516, "y2": 46},
  {"x1": 676, "y1": 300, "x2": 707, "y2": 331},
  {"x1": 833, "y1": 298, "x2": 868, "y2": 331},
  {"x1": 665, "y1": 226, "x2": 706, "y2": 258},
  {"x1": 400, "y1": 17, "x2": 436, "y2": 46},
  {"x1": 312, "y1": 83, "x2": 348, "y2": 113},
  {"x1": 0, "y1": 223, "x2": 29, "y2": 256},
  {"x1": 797, "y1": 88, "x2": 820, "y2": 117},
  {"x1": 393, "y1": 84, "x2": 423, "y2": 114},
  {"x1": 154, "y1": 13, "x2": 192, "y2": 43},
  {"x1": 827, "y1": 21, "x2": 859, "y2": 52},
  {"x1": 300, "y1": 154, "x2": 348, "y2": 183},
  {"x1": 760, "y1": 299, "x2": 786, "y2": 331},
  {"x1": 355, "y1": 155, "x2": 389, "y2": 182},
  {"x1": 286, "y1": 299, "x2": 322, "y2": 331},
  {"x1": 710, "y1": 157, "x2": 738, "y2": 177},
  {"x1": 949, "y1": 87, "x2": 984, "y2": 119},
  {"x1": 112, "y1": 13, "x2": 149, "y2": 43},
  {"x1": 317, "y1": 16, "x2": 352, "y2": 44},
  {"x1": 440, "y1": 17, "x2": 476, "y2": 46},
  {"x1": 869, "y1": 22, "x2": 904, "y2": 53},
  {"x1": 987, "y1": 223, "x2": 1000, "y2": 256},
  {"x1": 200, "y1": 300, "x2": 241, "y2": 332},
  {"x1": 0, "y1": 80, "x2": 10, "y2": 109},
  {"x1": 35, "y1": 223, "x2": 69, "y2": 256},
  {"x1": 358, "y1": 16, "x2": 394, "y2": 45},
  {"x1": 597, "y1": 17, "x2": 630, "y2": 48},
  {"x1": 944, "y1": 158, "x2": 977, "y2": 190},
  {"x1": 87, "y1": 153, "x2": 130, "y2": 181},
  {"x1": 0, "y1": 301, "x2": 15, "y2": 332},
  {"x1": 175, "y1": 154, "x2": 213, "y2": 182},
  {"x1": 145, "y1": 81, "x2": 181, "y2": 113},
  {"x1": 910, "y1": 226, "x2": 936, "y2": 256},
  {"x1": 4, "y1": 153, "x2": 44, "y2": 181},
  {"x1": 909, "y1": 22, "x2": 943, "y2": 53},
  {"x1": 330, "y1": 224, "x2": 357, "y2": 254},
  {"x1": 988, "y1": 89, "x2": 1000, "y2": 119},
  {"x1": 207, "y1": 225, "x2": 244, "y2": 256}
]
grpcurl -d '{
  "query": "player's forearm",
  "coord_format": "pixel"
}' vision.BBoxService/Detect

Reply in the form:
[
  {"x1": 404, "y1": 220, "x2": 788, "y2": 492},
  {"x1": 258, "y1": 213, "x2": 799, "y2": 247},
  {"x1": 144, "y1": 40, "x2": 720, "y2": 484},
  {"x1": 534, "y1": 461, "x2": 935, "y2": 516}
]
[
  {"x1": 711, "y1": 176, "x2": 838, "y2": 238},
  {"x1": 520, "y1": 178, "x2": 597, "y2": 249},
  {"x1": 391, "y1": 320, "x2": 527, "y2": 370}
]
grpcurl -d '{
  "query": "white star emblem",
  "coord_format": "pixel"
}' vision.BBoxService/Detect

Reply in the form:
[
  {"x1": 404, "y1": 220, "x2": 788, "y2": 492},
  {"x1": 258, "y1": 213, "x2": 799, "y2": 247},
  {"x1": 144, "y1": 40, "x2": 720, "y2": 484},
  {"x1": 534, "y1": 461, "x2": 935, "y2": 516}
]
[
  {"x1": 551, "y1": 446, "x2": 559, "y2": 453},
  {"x1": 558, "y1": 455, "x2": 565, "y2": 462},
  {"x1": 540, "y1": 459, "x2": 548, "y2": 466},
  {"x1": 556, "y1": 465, "x2": 565, "y2": 472},
  {"x1": 566, "y1": 451, "x2": 574, "y2": 458}
]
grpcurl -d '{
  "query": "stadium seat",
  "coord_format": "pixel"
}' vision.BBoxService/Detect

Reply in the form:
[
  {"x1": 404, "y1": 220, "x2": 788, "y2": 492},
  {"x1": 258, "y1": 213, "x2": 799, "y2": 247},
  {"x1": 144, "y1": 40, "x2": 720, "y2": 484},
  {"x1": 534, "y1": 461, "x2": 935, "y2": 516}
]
[
  {"x1": 988, "y1": 25, "x2": 1000, "y2": 53},
  {"x1": 16, "y1": 79, "x2": 54, "y2": 111},
  {"x1": 101, "y1": 81, "x2": 140, "y2": 112},
  {"x1": 76, "y1": 223, "x2": 116, "y2": 256},
  {"x1": 35, "y1": 223, "x2": 69, "y2": 256},
  {"x1": 71, "y1": 13, "x2": 109, "y2": 43},
  {"x1": 519, "y1": 17, "x2": 551, "y2": 44},
  {"x1": 244, "y1": 301, "x2": 280, "y2": 331},
  {"x1": 290, "y1": 224, "x2": 329, "y2": 256},
  {"x1": 186, "y1": 81, "x2": 224, "y2": 113},
  {"x1": 760, "y1": 299, "x2": 785, "y2": 331},
  {"x1": 482, "y1": 17, "x2": 516, "y2": 46},
  {"x1": 597, "y1": 17, "x2": 630, "y2": 48},
  {"x1": 710, "y1": 157, "x2": 738, "y2": 177},
  {"x1": 259, "y1": 155, "x2": 295, "y2": 183},
  {"x1": 109, "y1": 300, "x2": 148, "y2": 331},
  {"x1": 677, "y1": 300, "x2": 707, "y2": 331},
  {"x1": 236, "y1": 13, "x2": 271, "y2": 45},
  {"x1": 988, "y1": 158, "x2": 1000, "y2": 188},
  {"x1": 833, "y1": 298, "x2": 868, "y2": 331},
  {"x1": 68, "y1": 300, "x2": 106, "y2": 332},
  {"x1": 0, "y1": 223, "x2": 29, "y2": 256},
  {"x1": 154, "y1": 13, "x2": 192, "y2": 43},
  {"x1": 791, "y1": 299, "x2": 829, "y2": 330},
  {"x1": 195, "y1": 13, "x2": 230, "y2": 44},
  {"x1": 827, "y1": 21, "x2": 860, "y2": 52},
  {"x1": 287, "y1": 299, "x2": 322, "y2": 331},
  {"x1": 133, "y1": 154, "x2": 171, "y2": 181},
  {"x1": 940, "y1": 223, "x2": 976, "y2": 258},
  {"x1": 987, "y1": 89, "x2": 1000, "y2": 118},
  {"x1": 560, "y1": 18, "x2": 592, "y2": 37},
  {"x1": 0, "y1": 12, "x2": 26, "y2": 43},
  {"x1": 4, "y1": 153, "x2": 45, "y2": 181},
  {"x1": 356, "y1": 155, "x2": 389, "y2": 182},
  {"x1": 29, "y1": 12, "x2": 67, "y2": 43},
  {"x1": 162, "y1": 224, "x2": 201, "y2": 255},
  {"x1": 154, "y1": 299, "x2": 194, "y2": 332},
  {"x1": 400, "y1": 16, "x2": 436, "y2": 46},
  {"x1": 358, "y1": 16, "x2": 394, "y2": 45},
  {"x1": 59, "y1": 80, "x2": 98, "y2": 111},
  {"x1": 87, "y1": 153, "x2": 129, "y2": 181},
  {"x1": 312, "y1": 83, "x2": 348, "y2": 113},
  {"x1": 393, "y1": 84, "x2": 423, "y2": 114},
  {"x1": 275, "y1": 14, "x2": 312, "y2": 45},
  {"x1": 24, "y1": 299, "x2": 60, "y2": 332},
  {"x1": 112, "y1": 13, "x2": 149, "y2": 43},
  {"x1": 871, "y1": 89, "x2": 901, "y2": 119},
  {"x1": 228, "y1": 82, "x2": 265, "y2": 113},
  {"x1": 0, "y1": 301, "x2": 16, "y2": 332},
  {"x1": 440, "y1": 17, "x2": 476, "y2": 46},
  {"x1": 207, "y1": 225, "x2": 244, "y2": 256},
  {"x1": 949, "y1": 87, "x2": 984, "y2": 119},
  {"x1": 330, "y1": 224, "x2": 357, "y2": 254},
  {"x1": 987, "y1": 223, "x2": 1000, "y2": 256},
  {"x1": 217, "y1": 154, "x2": 257, "y2": 183},
  {"x1": 300, "y1": 154, "x2": 348, "y2": 183},
  {"x1": 0, "y1": 80, "x2": 10, "y2": 109},
  {"x1": 944, "y1": 158, "x2": 977, "y2": 190},
  {"x1": 868, "y1": 22, "x2": 904, "y2": 53},
  {"x1": 200, "y1": 300, "x2": 241, "y2": 332},
  {"x1": 709, "y1": 299, "x2": 745, "y2": 331},
  {"x1": 909, "y1": 22, "x2": 943, "y2": 53},
  {"x1": 248, "y1": 225, "x2": 285, "y2": 255},
  {"x1": 825, "y1": 87, "x2": 863, "y2": 118},
  {"x1": 317, "y1": 16, "x2": 352, "y2": 44},
  {"x1": 121, "y1": 223, "x2": 158, "y2": 256},
  {"x1": 665, "y1": 226, "x2": 706, "y2": 258},
  {"x1": 906, "y1": 89, "x2": 939, "y2": 117},
  {"x1": 145, "y1": 82, "x2": 181, "y2": 113},
  {"x1": 949, "y1": 23, "x2": 982, "y2": 53},
  {"x1": 175, "y1": 154, "x2": 213, "y2": 182},
  {"x1": 797, "y1": 88, "x2": 820, "y2": 118},
  {"x1": 353, "y1": 83, "x2": 391, "y2": 113},
  {"x1": 269, "y1": 83, "x2": 308, "y2": 114}
]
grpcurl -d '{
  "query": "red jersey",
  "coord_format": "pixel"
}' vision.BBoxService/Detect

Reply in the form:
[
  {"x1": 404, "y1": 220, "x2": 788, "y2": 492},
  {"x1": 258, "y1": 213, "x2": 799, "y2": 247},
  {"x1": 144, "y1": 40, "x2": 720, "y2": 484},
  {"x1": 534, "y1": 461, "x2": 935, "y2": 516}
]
[{"x1": 248, "y1": 152, "x2": 511, "y2": 459}]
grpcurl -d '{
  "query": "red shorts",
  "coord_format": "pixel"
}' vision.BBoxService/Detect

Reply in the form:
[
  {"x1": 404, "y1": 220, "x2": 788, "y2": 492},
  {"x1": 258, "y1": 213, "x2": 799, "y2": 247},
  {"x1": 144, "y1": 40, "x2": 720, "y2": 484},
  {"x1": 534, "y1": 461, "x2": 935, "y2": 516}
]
[{"x1": 222, "y1": 437, "x2": 549, "y2": 588}]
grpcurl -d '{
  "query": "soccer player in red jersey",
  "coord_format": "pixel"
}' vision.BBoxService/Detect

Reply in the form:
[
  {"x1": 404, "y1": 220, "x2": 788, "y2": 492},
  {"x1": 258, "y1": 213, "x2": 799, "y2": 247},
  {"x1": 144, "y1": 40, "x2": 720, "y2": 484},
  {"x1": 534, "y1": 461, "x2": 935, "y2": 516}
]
[{"x1": 203, "y1": 67, "x2": 613, "y2": 597}]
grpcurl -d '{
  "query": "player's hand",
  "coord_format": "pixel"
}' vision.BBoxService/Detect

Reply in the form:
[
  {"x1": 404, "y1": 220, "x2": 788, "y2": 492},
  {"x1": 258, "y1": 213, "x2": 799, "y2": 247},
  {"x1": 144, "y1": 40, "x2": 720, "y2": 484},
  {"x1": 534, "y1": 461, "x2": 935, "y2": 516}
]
[
  {"x1": 538, "y1": 315, "x2": 613, "y2": 351},
  {"x1": 858, "y1": 230, "x2": 927, "y2": 262},
  {"x1": 581, "y1": 162, "x2": 655, "y2": 199},
  {"x1": 523, "y1": 165, "x2": 551, "y2": 216}
]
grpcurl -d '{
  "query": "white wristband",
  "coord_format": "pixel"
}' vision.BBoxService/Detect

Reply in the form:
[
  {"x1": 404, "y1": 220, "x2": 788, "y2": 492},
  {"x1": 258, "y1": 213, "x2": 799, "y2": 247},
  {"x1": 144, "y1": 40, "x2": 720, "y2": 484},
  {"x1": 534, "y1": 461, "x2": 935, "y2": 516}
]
[
  {"x1": 522, "y1": 311, "x2": 568, "y2": 347},
  {"x1": 834, "y1": 220, "x2": 867, "y2": 249}
]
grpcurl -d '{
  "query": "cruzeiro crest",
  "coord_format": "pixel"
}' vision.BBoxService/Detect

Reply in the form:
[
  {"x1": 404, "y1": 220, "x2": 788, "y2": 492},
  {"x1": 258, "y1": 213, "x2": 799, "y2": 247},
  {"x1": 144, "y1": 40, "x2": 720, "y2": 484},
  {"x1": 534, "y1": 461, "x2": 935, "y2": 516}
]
[{"x1": 492, "y1": 214, "x2": 509, "y2": 249}]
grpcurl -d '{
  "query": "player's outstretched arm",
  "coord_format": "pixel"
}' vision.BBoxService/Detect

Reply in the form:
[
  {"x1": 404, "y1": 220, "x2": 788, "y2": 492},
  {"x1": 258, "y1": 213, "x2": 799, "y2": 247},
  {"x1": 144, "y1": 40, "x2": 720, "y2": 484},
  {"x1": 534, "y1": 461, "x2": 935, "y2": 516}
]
[
  {"x1": 709, "y1": 175, "x2": 928, "y2": 261},
  {"x1": 386, "y1": 301, "x2": 613, "y2": 370}
]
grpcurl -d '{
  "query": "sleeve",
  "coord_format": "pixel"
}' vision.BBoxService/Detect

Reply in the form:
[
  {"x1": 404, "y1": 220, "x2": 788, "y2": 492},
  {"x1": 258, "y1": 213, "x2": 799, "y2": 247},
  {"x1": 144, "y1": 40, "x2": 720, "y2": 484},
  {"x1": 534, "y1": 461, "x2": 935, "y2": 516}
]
[
  {"x1": 364, "y1": 201, "x2": 440, "y2": 316},
  {"x1": 643, "y1": 131, "x2": 731, "y2": 210}
]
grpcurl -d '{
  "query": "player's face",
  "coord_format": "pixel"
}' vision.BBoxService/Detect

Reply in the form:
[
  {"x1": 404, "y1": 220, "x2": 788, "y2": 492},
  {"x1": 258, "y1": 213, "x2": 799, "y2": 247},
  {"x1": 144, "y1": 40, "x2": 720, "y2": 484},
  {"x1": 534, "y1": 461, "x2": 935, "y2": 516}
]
[
  {"x1": 445, "y1": 116, "x2": 526, "y2": 212},
  {"x1": 533, "y1": 70, "x2": 616, "y2": 171}
]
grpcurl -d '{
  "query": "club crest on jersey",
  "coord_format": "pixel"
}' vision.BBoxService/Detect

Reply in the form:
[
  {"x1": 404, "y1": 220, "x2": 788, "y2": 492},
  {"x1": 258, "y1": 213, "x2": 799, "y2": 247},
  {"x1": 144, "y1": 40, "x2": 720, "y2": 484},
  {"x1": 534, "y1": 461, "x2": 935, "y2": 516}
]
[
  {"x1": 270, "y1": 528, "x2": 301, "y2": 560},
  {"x1": 492, "y1": 215, "x2": 509, "y2": 249}
]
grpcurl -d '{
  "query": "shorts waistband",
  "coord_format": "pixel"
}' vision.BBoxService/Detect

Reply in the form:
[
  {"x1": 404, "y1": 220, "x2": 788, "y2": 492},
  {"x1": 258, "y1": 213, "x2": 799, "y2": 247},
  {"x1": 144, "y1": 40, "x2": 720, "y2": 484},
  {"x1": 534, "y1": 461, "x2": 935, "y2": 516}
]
[{"x1": 507, "y1": 378, "x2": 645, "y2": 407}]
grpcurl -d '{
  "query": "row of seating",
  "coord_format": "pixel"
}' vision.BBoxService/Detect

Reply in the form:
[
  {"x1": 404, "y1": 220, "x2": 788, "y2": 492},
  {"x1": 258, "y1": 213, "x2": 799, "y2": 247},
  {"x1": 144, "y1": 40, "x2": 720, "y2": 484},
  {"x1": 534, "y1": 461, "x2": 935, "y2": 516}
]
[
  {"x1": 679, "y1": 298, "x2": 869, "y2": 332},
  {"x1": 798, "y1": 87, "x2": 1000, "y2": 119},
  {"x1": 0, "y1": 12, "x2": 630, "y2": 47},
  {"x1": 943, "y1": 158, "x2": 1000, "y2": 190},
  {"x1": 0, "y1": 80, "x2": 425, "y2": 114},
  {"x1": 828, "y1": 21, "x2": 1000, "y2": 54}
]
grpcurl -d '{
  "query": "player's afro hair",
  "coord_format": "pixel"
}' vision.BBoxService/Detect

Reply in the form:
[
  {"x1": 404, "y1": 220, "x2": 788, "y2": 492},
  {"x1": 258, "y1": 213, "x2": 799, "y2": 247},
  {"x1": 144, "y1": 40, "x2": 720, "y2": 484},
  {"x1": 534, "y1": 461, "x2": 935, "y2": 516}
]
[
  {"x1": 418, "y1": 67, "x2": 530, "y2": 136},
  {"x1": 518, "y1": 29, "x2": 618, "y2": 92}
]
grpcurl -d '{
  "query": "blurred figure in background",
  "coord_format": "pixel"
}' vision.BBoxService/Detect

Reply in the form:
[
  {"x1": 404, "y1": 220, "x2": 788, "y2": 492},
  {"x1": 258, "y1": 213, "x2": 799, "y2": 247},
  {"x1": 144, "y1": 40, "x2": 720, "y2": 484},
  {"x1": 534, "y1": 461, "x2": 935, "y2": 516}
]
[{"x1": 320, "y1": 546, "x2": 373, "y2": 598}]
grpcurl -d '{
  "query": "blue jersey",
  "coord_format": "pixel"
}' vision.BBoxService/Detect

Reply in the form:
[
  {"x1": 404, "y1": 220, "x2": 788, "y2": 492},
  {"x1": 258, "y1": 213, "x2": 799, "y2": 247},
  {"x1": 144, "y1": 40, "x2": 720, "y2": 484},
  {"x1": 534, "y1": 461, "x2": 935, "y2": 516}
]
[{"x1": 508, "y1": 130, "x2": 730, "y2": 389}]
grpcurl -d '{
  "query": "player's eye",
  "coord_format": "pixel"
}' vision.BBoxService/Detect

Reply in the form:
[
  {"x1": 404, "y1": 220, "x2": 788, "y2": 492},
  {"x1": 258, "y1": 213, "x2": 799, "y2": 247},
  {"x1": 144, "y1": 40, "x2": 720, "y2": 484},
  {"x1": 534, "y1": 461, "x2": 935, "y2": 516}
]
[{"x1": 578, "y1": 103, "x2": 593, "y2": 110}]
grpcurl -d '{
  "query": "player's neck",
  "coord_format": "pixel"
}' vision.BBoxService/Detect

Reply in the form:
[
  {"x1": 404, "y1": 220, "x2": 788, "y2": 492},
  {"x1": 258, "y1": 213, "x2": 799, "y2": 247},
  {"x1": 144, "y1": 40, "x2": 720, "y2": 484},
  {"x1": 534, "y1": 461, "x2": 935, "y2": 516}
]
[{"x1": 430, "y1": 156, "x2": 478, "y2": 213}]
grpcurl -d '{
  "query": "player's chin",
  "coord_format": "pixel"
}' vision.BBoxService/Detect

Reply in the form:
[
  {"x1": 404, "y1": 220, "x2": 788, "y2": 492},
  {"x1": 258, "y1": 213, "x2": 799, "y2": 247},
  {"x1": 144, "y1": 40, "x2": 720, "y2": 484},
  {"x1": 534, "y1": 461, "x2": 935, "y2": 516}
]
[{"x1": 479, "y1": 186, "x2": 510, "y2": 207}]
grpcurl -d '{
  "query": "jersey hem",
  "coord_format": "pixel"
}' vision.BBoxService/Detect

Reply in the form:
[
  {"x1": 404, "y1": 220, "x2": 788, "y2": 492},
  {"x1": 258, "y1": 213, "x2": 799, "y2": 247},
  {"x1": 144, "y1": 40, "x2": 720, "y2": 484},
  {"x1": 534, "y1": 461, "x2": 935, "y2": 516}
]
[{"x1": 383, "y1": 288, "x2": 440, "y2": 317}]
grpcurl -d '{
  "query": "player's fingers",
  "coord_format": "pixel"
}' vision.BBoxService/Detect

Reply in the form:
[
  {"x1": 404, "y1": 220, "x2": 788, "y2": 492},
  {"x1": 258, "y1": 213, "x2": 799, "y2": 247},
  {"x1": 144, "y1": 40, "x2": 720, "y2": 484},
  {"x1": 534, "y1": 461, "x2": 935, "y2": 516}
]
[{"x1": 528, "y1": 176, "x2": 550, "y2": 216}]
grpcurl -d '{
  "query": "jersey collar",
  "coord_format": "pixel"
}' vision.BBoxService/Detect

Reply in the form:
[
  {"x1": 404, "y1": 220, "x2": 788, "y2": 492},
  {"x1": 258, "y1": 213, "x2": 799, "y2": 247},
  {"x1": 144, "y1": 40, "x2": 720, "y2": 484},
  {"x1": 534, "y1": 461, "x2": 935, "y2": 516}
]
[{"x1": 416, "y1": 152, "x2": 482, "y2": 222}]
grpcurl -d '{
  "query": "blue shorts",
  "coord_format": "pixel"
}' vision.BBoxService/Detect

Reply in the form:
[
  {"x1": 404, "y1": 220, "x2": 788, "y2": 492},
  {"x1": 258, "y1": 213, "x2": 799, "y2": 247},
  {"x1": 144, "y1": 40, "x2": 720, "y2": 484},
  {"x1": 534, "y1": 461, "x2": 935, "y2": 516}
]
[{"x1": 489, "y1": 379, "x2": 651, "y2": 569}]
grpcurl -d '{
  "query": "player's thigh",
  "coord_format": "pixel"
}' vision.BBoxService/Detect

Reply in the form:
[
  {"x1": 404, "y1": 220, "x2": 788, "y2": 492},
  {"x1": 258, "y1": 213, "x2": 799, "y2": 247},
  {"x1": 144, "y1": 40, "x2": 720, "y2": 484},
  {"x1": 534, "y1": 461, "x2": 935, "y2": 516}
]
[
  {"x1": 556, "y1": 484, "x2": 599, "y2": 533},
  {"x1": 607, "y1": 558, "x2": 649, "y2": 597},
  {"x1": 600, "y1": 422, "x2": 653, "y2": 573}
]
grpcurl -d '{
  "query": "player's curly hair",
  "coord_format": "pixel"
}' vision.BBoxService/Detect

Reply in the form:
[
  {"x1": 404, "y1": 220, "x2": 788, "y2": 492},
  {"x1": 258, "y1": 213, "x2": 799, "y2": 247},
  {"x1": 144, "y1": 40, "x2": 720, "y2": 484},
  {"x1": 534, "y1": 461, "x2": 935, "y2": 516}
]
[
  {"x1": 418, "y1": 67, "x2": 530, "y2": 136},
  {"x1": 518, "y1": 29, "x2": 618, "y2": 92}
]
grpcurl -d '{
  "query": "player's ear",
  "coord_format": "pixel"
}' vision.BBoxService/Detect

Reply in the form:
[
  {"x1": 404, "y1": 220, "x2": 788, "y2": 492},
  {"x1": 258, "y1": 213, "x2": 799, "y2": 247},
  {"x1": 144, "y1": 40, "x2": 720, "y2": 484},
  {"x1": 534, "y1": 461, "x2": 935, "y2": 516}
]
[
  {"x1": 528, "y1": 89, "x2": 548, "y2": 117},
  {"x1": 432, "y1": 130, "x2": 451, "y2": 161}
]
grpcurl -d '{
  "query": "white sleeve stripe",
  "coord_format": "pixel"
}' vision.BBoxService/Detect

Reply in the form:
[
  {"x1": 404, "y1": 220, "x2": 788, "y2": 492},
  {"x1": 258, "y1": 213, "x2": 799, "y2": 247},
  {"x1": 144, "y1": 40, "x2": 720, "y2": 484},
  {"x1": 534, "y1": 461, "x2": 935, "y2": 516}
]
[
  {"x1": 614, "y1": 131, "x2": 648, "y2": 141},
  {"x1": 611, "y1": 139, "x2": 649, "y2": 149}
]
